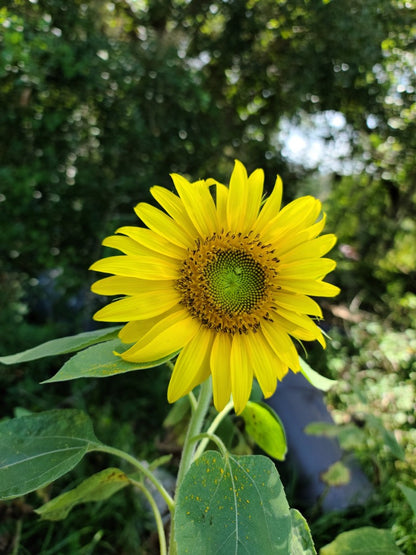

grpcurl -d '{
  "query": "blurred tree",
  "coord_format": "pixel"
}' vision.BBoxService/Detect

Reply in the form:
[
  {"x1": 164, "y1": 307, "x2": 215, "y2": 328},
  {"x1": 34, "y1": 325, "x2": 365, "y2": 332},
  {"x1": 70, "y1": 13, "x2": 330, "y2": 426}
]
[{"x1": 0, "y1": 0, "x2": 414, "y2": 331}]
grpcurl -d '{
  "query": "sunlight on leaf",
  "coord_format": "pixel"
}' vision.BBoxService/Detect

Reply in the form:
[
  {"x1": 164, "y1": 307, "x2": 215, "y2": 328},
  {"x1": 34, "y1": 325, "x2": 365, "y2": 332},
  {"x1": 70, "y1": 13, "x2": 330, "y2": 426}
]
[
  {"x1": 241, "y1": 401, "x2": 287, "y2": 460},
  {"x1": 299, "y1": 357, "x2": 336, "y2": 391},
  {"x1": 289, "y1": 509, "x2": 317, "y2": 555}
]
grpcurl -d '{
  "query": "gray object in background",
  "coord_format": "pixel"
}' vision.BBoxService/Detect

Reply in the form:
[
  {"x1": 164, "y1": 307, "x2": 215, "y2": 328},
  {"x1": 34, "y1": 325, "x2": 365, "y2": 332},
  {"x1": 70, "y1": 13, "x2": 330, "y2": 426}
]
[{"x1": 266, "y1": 371, "x2": 373, "y2": 512}]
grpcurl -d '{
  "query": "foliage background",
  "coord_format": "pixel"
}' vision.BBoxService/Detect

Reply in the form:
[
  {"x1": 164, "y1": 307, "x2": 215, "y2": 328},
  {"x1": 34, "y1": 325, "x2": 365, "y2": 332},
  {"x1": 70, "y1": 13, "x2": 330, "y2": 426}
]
[{"x1": 0, "y1": 0, "x2": 415, "y2": 553}]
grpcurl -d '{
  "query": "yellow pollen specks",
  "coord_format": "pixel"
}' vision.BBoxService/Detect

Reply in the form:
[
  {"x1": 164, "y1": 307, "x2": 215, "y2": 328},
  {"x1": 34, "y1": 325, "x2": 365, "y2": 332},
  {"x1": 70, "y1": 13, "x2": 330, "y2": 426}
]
[{"x1": 176, "y1": 230, "x2": 279, "y2": 334}]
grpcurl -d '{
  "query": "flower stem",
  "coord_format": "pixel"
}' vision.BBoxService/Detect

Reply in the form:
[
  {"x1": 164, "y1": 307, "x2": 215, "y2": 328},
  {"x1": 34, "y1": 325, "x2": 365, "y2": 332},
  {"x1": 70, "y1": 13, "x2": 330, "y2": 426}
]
[
  {"x1": 177, "y1": 377, "x2": 213, "y2": 489},
  {"x1": 168, "y1": 377, "x2": 213, "y2": 554}
]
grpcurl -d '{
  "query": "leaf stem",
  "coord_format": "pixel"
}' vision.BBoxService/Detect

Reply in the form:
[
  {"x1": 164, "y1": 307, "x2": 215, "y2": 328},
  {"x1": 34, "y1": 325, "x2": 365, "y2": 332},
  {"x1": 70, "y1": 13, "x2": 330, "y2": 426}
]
[
  {"x1": 91, "y1": 444, "x2": 174, "y2": 512},
  {"x1": 188, "y1": 390, "x2": 197, "y2": 411},
  {"x1": 11, "y1": 519, "x2": 22, "y2": 555},
  {"x1": 193, "y1": 432, "x2": 228, "y2": 459},
  {"x1": 131, "y1": 478, "x2": 167, "y2": 555},
  {"x1": 194, "y1": 399, "x2": 233, "y2": 459}
]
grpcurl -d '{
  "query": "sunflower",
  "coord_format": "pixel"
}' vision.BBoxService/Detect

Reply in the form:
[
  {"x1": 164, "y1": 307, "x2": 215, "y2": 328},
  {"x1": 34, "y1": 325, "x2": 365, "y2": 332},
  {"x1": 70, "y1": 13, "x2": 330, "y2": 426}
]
[{"x1": 90, "y1": 160, "x2": 339, "y2": 414}]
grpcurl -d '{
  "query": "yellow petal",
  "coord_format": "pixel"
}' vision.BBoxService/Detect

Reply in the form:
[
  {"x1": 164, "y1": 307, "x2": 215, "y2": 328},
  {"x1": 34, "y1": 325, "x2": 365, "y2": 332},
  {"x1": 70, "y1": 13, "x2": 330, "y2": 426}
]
[
  {"x1": 305, "y1": 214, "x2": 327, "y2": 239},
  {"x1": 276, "y1": 308, "x2": 326, "y2": 348},
  {"x1": 253, "y1": 174, "x2": 283, "y2": 235},
  {"x1": 274, "y1": 357, "x2": 290, "y2": 381},
  {"x1": 247, "y1": 331, "x2": 277, "y2": 398},
  {"x1": 230, "y1": 333, "x2": 253, "y2": 414},
  {"x1": 92, "y1": 276, "x2": 174, "y2": 296},
  {"x1": 227, "y1": 160, "x2": 249, "y2": 232},
  {"x1": 279, "y1": 234, "x2": 337, "y2": 263},
  {"x1": 90, "y1": 255, "x2": 179, "y2": 280},
  {"x1": 119, "y1": 316, "x2": 167, "y2": 344},
  {"x1": 263, "y1": 197, "x2": 321, "y2": 243},
  {"x1": 277, "y1": 278, "x2": 340, "y2": 297},
  {"x1": 172, "y1": 175, "x2": 218, "y2": 237},
  {"x1": 273, "y1": 291, "x2": 323, "y2": 317},
  {"x1": 243, "y1": 168, "x2": 264, "y2": 232},
  {"x1": 116, "y1": 226, "x2": 186, "y2": 259},
  {"x1": 273, "y1": 215, "x2": 328, "y2": 256},
  {"x1": 93, "y1": 288, "x2": 180, "y2": 322},
  {"x1": 261, "y1": 320, "x2": 301, "y2": 372},
  {"x1": 150, "y1": 184, "x2": 198, "y2": 238},
  {"x1": 134, "y1": 203, "x2": 194, "y2": 249},
  {"x1": 102, "y1": 235, "x2": 154, "y2": 257},
  {"x1": 278, "y1": 258, "x2": 336, "y2": 281},
  {"x1": 212, "y1": 181, "x2": 228, "y2": 223},
  {"x1": 167, "y1": 327, "x2": 212, "y2": 403},
  {"x1": 210, "y1": 332, "x2": 232, "y2": 411},
  {"x1": 120, "y1": 309, "x2": 199, "y2": 362}
]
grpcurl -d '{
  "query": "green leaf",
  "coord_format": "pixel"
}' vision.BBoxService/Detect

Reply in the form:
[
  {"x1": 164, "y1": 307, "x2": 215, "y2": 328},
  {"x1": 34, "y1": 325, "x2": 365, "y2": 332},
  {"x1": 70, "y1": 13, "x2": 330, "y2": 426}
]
[
  {"x1": 335, "y1": 426, "x2": 367, "y2": 451},
  {"x1": 321, "y1": 461, "x2": 351, "y2": 487},
  {"x1": 148, "y1": 454, "x2": 173, "y2": 472},
  {"x1": 365, "y1": 414, "x2": 405, "y2": 461},
  {"x1": 241, "y1": 401, "x2": 287, "y2": 460},
  {"x1": 320, "y1": 527, "x2": 401, "y2": 555},
  {"x1": 299, "y1": 357, "x2": 336, "y2": 391},
  {"x1": 304, "y1": 421, "x2": 337, "y2": 436},
  {"x1": 305, "y1": 422, "x2": 367, "y2": 451},
  {"x1": 35, "y1": 468, "x2": 131, "y2": 521},
  {"x1": 163, "y1": 396, "x2": 191, "y2": 428},
  {"x1": 398, "y1": 483, "x2": 416, "y2": 516},
  {"x1": 289, "y1": 509, "x2": 317, "y2": 555},
  {"x1": 0, "y1": 326, "x2": 121, "y2": 365},
  {"x1": 0, "y1": 409, "x2": 101, "y2": 499},
  {"x1": 42, "y1": 339, "x2": 178, "y2": 383},
  {"x1": 175, "y1": 450, "x2": 291, "y2": 554}
]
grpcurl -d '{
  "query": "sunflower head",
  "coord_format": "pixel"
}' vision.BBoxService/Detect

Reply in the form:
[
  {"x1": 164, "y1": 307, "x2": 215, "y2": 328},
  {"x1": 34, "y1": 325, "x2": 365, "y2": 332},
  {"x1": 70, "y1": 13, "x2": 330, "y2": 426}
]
[{"x1": 90, "y1": 160, "x2": 339, "y2": 414}]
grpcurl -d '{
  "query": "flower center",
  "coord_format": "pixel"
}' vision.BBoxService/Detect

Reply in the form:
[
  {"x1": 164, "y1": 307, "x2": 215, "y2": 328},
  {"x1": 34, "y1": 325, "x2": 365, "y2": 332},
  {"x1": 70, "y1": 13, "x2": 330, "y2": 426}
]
[
  {"x1": 176, "y1": 231, "x2": 279, "y2": 334},
  {"x1": 204, "y1": 250, "x2": 265, "y2": 314}
]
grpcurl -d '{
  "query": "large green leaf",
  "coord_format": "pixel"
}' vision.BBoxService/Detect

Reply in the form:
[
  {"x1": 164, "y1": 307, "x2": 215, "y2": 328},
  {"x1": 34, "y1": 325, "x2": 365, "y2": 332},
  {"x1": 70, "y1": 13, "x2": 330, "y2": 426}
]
[
  {"x1": 42, "y1": 339, "x2": 178, "y2": 383},
  {"x1": 0, "y1": 326, "x2": 121, "y2": 365},
  {"x1": 241, "y1": 401, "x2": 287, "y2": 460},
  {"x1": 299, "y1": 357, "x2": 336, "y2": 391},
  {"x1": 35, "y1": 468, "x2": 131, "y2": 521},
  {"x1": 320, "y1": 527, "x2": 401, "y2": 555},
  {"x1": 0, "y1": 409, "x2": 101, "y2": 499},
  {"x1": 175, "y1": 450, "x2": 291, "y2": 554},
  {"x1": 289, "y1": 509, "x2": 316, "y2": 555}
]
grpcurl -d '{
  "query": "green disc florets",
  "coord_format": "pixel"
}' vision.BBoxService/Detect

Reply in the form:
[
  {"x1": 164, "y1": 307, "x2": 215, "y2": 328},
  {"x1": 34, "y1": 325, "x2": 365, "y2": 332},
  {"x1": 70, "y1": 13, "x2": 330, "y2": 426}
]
[{"x1": 204, "y1": 250, "x2": 265, "y2": 314}]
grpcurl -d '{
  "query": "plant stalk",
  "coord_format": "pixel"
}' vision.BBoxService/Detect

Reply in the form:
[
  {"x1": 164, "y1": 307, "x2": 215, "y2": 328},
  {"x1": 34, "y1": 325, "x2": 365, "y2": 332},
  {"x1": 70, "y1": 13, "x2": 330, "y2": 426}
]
[{"x1": 168, "y1": 377, "x2": 213, "y2": 554}]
